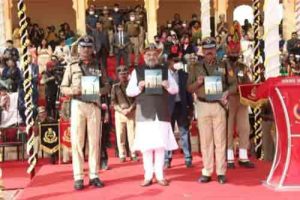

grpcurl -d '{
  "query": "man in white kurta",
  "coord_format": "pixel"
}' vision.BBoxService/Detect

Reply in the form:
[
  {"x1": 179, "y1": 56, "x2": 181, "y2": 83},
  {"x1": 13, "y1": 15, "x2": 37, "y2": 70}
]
[{"x1": 126, "y1": 44, "x2": 178, "y2": 186}]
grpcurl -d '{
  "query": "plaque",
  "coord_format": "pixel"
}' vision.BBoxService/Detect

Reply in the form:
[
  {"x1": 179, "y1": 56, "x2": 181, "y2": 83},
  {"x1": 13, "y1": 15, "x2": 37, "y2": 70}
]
[
  {"x1": 80, "y1": 75, "x2": 101, "y2": 105},
  {"x1": 144, "y1": 69, "x2": 163, "y2": 95},
  {"x1": 204, "y1": 76, "x2": 223, "y2": 101}
]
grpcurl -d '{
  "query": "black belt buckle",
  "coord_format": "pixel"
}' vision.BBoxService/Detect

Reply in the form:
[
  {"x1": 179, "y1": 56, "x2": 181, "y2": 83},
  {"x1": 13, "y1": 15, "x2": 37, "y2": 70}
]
[{"x1": 197, "y1": 97, "x2": 219, "y2": 104}]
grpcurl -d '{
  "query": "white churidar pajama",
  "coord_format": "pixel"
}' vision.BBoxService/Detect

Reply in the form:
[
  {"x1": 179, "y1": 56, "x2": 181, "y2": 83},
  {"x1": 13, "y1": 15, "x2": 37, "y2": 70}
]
[{"x1": 126, "y1": 69, "x2": 179, "y2": 180}]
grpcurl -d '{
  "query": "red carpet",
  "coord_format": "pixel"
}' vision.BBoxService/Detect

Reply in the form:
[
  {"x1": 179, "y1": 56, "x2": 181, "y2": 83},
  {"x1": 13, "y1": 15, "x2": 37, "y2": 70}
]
[
  {"x1": 1, "y1": 159, "x2": 48, "y2": 190},
  {"x1": 17, "y1": 152, "x2": 300, "y2": 200}
]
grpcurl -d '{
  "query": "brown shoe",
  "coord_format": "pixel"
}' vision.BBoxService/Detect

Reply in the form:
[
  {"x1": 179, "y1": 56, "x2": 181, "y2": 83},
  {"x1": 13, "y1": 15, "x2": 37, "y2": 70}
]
[
  {"x1": 157, "y1": 179, "x2": 169, "y2": 186},
  {"x1": 140, "y1": 179, "x2": 152, "y2": 187}
]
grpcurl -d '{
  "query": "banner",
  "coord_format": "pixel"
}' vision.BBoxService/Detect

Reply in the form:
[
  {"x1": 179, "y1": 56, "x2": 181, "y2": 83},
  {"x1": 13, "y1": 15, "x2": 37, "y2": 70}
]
[
  {"x1": 239, "y1": 83, "x2": 268, "y2": 107},
  {"x1": 0, "y1": 92, "x2": 23, "y2": 128},
  {"x1": 59, "y1": 119, "x2": 71, "y2": 149},
  {"x1": 39, "y1": 123, "x2": 59, "y2": 154}
]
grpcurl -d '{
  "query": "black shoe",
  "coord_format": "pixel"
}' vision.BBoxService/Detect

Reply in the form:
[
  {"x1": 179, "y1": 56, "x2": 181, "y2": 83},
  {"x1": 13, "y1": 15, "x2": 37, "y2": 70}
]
[
  {"x1": 120, "y1": 158, "x2": 126, "y2": 163},
  {"x1": 74, "y1": 180, "x2": 84, "y2": 190},
  {"x1": 217, "y1": 175, "x2": 226, "y2": 184},
  {"x1": 89, "y1": 178, "x2": 104, "y2": 188},
  {"x1": 185, "y1": 160, "x2": 192, "y2": 168},
  {"x1": 164, "y1": 161, "x2": 171, "y2": 169},
  {"x1": 198, "y1": 175, "x2": 211, "y2": 183},
  {"x1": 238, "y1": 160, "x2": 255, "y2": 168},
  {"x1": 227, "y1": 162, "x2": 235, "y2": 169}
]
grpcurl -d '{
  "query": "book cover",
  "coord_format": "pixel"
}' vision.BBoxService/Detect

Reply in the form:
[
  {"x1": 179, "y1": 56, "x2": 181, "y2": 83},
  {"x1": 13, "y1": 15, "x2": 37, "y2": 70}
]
[
  {"x1": 80, "y1": 75, "x2": 101, "y2": 105},
  {"x1": 204, "y1": 76, "x2": 223, "y2": 101},
  {"x1": 144, "y1": 69, "x2": 163, "y2": 95}
]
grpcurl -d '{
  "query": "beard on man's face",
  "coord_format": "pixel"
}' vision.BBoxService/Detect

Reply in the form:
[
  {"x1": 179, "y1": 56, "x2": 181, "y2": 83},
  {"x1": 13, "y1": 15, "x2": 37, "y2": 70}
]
[{"x1": 145, "y1": 57, "x2": 158, "y2": 67}]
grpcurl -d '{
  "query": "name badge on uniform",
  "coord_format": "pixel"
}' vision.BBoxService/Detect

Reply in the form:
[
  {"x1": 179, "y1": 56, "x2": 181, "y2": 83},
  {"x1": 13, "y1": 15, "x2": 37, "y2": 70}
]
[{"x1": 204, "y1": 76, "x2": 223, "y2": 101}]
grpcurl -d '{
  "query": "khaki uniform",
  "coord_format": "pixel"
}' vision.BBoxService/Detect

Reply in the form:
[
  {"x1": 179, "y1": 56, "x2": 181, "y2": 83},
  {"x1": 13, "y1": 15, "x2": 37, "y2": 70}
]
[
  {"x1": 226, "y1": 60, "x2": 251, "y2": 162},
  {"x1": 125, "y1": 21, "x2": 141, "y2": 66},
  {"x1": 135, "y1": 12, "x2": 147, "y2": 52},
  {"x1": 100, "y1": 15, "x2": 114, "y2": 56},
  {"x1": 187, "y1": 61, "x2": 228, "y2": 176},
  {"x1": 60, "y1": 59, "x2": 109, "y2": 181},
  {"x1": 261, "y1": 102, "x2": 276, "y2": 162},
  {"x1": 111, "y1": 82, "x2": 136, "y2": 158}
]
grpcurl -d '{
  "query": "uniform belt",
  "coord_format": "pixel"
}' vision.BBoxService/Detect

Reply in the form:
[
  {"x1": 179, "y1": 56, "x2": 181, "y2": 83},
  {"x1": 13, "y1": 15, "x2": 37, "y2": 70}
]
[
  {"x1": 129, "y1": 34, "x2": 139, "y2": 38},
  {"x1": 197, "y1": 97, "x2": 220, "y2": 104},
  {"x1": 197, "y1": 97, "x2": 228, "y2": 111},
  {"x1": 72, "y1": 97, "x2": 99, "y2": 105}
]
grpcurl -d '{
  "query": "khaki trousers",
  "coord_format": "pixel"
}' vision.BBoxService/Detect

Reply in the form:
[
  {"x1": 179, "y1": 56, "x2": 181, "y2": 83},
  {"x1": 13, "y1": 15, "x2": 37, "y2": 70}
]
[
  {"x1": 115, "y1": 111, "x2": 135, "y2": 158},
  {"x1": 129, "y1": 37, "x2": 140, "y2": 66},
  {"x1": 139, "y1": 27, "x2": 145, "y2": 52},
  {"x1": 262, "y1": 121, "x2": 276, "y2": 162},
  {"x1": 196, "y1": 101, "x2": 227, "y2": 176},
  {"x1": 71, "y1": 100, "x2": 101, "y2": 181},
  {"x1": 62, "y1": 146, "x2": 71, "y2": 163},
  {"x1": 227, "y1": 95, "x2": 250, "y2": 151},
  {"x1": 108, "y1": 30, "x2": 114, "y2": 56}
]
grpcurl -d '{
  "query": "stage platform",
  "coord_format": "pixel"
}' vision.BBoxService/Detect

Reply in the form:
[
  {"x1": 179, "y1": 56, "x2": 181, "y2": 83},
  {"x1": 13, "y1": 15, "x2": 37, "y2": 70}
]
[{"x1": 13, "y1": 153, "x2": 300, "y2": 200}]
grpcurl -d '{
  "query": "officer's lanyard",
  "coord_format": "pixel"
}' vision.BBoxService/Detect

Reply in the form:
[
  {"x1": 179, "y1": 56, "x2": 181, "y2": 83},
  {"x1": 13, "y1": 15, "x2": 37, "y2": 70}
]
[
  {"x1": 118, "y1": 83, "x2": 132, "y2": 107},
  {"x1": 203, "y1": 63, "x2": 210, "y2": 76}
]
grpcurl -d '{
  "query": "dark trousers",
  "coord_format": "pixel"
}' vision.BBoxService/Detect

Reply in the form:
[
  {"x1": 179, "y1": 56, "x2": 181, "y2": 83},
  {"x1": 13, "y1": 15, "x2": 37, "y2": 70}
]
[
  {"x1": 115, "y1": 49, "x2": 129, "y2": 70},
  {"x1": 96, "y1": 49, "x2": 108, "y2": 69},
  {"x1": 46, "y1": 94, "x2": 56, "y2": 119},
  {"x1": 165, "y1": 102, "x2": 192, "y2": 162},
  {"x1": 100, "y1": 122, "x2": 110, "y2": 166}
]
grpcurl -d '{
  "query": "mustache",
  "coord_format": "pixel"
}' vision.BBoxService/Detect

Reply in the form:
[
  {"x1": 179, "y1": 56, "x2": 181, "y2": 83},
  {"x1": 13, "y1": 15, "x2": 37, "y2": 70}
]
[{"x1": 145, "y1": 58, "x2": 158, "y2": 66}]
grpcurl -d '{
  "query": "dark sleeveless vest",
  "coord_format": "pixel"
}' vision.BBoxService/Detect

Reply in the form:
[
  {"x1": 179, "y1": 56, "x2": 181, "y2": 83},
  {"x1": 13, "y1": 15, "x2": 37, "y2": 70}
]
[{"x1": 135, "y1": 64, "x2": 170, "y2": 122}]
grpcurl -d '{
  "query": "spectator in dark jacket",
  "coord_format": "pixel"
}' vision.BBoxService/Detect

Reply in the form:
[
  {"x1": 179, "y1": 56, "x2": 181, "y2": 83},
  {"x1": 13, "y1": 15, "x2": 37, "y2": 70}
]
[
  {"x1": 3, "y1": 40, "x2": 19, "y2": 62},
  {"x1": 1, "y1": 58, "x2": 21, "y2": 93},
  {"x1": 287, "y1": 32, "x2": 300, "y2": 55},
  {"x1": 92, "y1": 21, "x2": 110, "y2": 68}
]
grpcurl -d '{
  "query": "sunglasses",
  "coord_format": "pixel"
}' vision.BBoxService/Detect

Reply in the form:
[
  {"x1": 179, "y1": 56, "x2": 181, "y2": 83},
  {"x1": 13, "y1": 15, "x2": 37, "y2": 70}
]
[
  {"x1": 117, "y1": 68, "x2": 128, "y2": 73},
  {"x1": 81, "y1": 45, "x2": 93, "y2": 49}
]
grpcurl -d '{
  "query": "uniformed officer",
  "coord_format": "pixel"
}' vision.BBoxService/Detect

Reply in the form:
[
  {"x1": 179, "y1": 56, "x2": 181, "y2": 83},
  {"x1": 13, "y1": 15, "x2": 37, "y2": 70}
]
[
  {"x1": 111, "y1": 65, "x2": 137, "y2": 162},
  {"x1": 125, "y1": 12, "x2": 141, "y2": 67},
  {"x1": 86, "y1": 4, "x2": 99, "y2": 35},
  {"x1": 60, "y1": 35, "x2": 109, "y2": 190},
  {"x1": 100, "y1": 6, "x2": 114, "y2": 57},
  {"x1": 225, "y1": 54, "x2": 255, "y2": 169},
  {"x1": 187, "y1": 37, "x2": 229, "y2": 184},
  {"x1": 134, "y1": 5, "x2": 147, "y2": 52}
]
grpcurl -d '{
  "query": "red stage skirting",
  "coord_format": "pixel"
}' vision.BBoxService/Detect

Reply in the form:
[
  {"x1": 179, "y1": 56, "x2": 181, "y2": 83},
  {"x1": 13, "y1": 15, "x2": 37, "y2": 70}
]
[{"x1": 16, "y1": 152, "x2": 300, "y2": 200}]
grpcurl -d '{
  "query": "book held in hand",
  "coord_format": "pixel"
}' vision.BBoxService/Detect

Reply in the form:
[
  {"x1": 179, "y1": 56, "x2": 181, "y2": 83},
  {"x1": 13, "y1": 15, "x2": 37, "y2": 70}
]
[
  {"x1": 80, "y1": 75, "x2": 101, "y2": 105},
  {"x1": 204, "y1": 76, "x2": 223, "y2": 101},
  {"x1": 144, "y1": 69, "x2": 163, "y2": 95}
]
